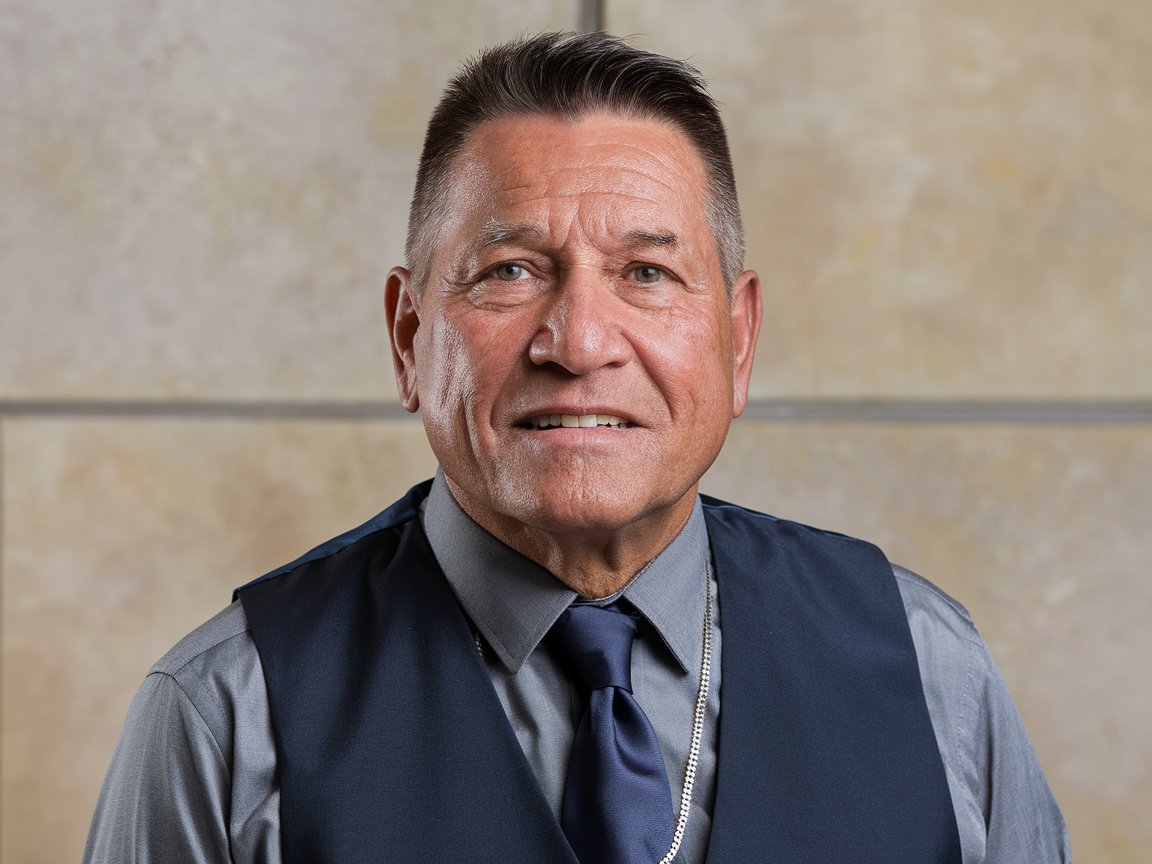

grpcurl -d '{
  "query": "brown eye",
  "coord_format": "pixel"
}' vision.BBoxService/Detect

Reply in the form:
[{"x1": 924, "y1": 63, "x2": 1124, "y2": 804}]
[
  {"x1": 632, "y1": 265, "x2": 664, "y2": 284},
  {"x1": 493, "y1": 263, "x2": 526, "y2": 281}
]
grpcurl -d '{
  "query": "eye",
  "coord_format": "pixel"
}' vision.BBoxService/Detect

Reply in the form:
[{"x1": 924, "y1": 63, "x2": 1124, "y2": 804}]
[
  {"x1": 491, "y1": 262, "x2": 528, "y2": 281},
  {"x1": 631, "y1": 264, "x2": 665, "y2": 284}
]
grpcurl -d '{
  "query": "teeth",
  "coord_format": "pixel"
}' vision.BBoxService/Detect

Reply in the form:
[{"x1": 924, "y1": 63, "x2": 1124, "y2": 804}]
[{"x1": 528, "y1": 414, "x2": 629, "y2": 429}]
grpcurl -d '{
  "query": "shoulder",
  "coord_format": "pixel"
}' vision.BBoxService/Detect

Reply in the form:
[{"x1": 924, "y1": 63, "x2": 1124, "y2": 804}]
[
  {"x1": 886, "y1": 563, "x2": 990, "y2": 717},
  {"x1": 700, "y1": 495, "x2": 896, "y2": 594},
  {"x1": 145, "y1": 601, "x2": 264, "y2": 759},
  {"x1": 700, "y1": 494, "x2": 887, "y2": 557},
  {"x1": 87, "y1": 603, "x2": 277, "y2": 862},
  {"x1": 701, "y1": 494, "x2": 982, "y2": 669},
  {"x1": 151, "y1": 600, "x2": 253, "y2": 678},
  {"x1": 237, "y1": 479, "x2": 432, "y2": 598},
  {"x1": 886, "y1": 564, "x2": 988, "y2": 742},
  {"x1": 890, "y1": 564, "x2": 1071, "y2": 857},
  {"x1": 891, "y1": 563, "x2": 981, "y2": 647}
]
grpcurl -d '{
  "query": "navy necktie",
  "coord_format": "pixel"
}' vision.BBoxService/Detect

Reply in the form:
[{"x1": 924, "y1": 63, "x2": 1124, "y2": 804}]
[{"x1": 548, "y1": 604, "x2": 676, "y2": 864}]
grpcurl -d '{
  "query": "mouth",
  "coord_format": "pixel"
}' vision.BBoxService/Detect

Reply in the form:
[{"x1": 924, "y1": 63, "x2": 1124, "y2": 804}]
[{"x1": 518, "y1": 413, "x2": 635, "y2": 430}]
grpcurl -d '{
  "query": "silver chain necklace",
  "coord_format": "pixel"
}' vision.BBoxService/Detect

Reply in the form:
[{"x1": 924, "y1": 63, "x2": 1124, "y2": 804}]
[
  {"x1": 660, "y1": 559, "x2": 713, "y2": 864},
  {"x1": 471, "y1": 561, "x2": 714, "y2": 864}
]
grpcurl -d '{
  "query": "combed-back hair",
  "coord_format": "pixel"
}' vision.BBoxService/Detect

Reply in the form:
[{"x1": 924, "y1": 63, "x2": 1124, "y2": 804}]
[{"x1": 405, "y1": 31, "x2": 745, "y2": 294}]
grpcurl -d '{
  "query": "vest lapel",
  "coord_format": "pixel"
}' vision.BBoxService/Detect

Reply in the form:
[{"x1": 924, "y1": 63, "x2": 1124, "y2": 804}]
[
  {"x1": 701, "y1": 501, "x2": 962, "y2": 864},
  {"x1": 242, "y1": 515, "x2": 577, "y2": 864}
]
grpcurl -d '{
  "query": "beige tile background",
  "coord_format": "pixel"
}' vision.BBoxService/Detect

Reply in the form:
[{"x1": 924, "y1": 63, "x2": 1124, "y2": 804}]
[
  {"x1": 3, "y1": 0, "x2": 1149, "y2": 861},
  {"x1": 1, "y1": 420, "x2": 439, "y2": 862},
  {"x1": 707, "y1": 422, "x2": 1152, "y2": 861},
  {"x1": 0, "y1": 0, "x2": 572, "y2": 401},
  {"x1": 615, "y1": 0, "x2": 1152, "y2": 398}
]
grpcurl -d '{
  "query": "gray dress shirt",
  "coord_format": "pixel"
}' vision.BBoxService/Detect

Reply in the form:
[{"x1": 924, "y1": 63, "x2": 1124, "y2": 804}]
[{"x1": 84, "y1": 475, "x2": 1071, "y2": 863}]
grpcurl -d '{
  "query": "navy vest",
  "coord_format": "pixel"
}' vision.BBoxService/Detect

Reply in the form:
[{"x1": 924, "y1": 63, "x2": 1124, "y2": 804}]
[{"x1": 238, "y1": 481, "x2": 961, "y2": 863}]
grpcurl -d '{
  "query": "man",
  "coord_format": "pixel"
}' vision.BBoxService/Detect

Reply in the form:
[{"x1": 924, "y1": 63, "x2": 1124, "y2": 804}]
[{"x1": 85, "y1": 32, "x2": 1070, "y2": 863}]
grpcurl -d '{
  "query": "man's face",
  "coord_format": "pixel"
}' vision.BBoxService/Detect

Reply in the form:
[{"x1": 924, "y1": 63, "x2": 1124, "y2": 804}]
[{"x1": 388, "y1": 113, "x2": 760, "y2": 544}]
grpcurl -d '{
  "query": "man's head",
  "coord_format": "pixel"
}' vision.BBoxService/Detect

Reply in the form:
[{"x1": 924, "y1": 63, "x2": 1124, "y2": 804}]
[
  {"x1": 386, "y1": 33, "x2": 761, "y2": 594},
  {"x1": 405, "y1": 31, "x2": 745, "y2": 295}
]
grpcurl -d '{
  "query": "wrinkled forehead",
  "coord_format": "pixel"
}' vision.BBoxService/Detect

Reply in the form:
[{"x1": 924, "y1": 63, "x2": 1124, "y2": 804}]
[
  {"x1": 456, "y1": 111, "x2": 709, "y2": 189},
  {"x1": 437, "y1": 112, "x2": 713, "y2": 244}
]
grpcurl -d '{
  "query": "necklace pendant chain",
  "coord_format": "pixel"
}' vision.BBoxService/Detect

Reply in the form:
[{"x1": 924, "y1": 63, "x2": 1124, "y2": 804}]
[{"x1": 659, "y1": 558, "x2": 713, "y2": 864}]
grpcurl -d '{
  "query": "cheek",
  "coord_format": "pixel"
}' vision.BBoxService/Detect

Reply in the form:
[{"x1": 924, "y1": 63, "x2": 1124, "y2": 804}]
[
  {"x1": 416, "y1": 315, "x2": 525, "y2": 419},
  {"x1": 414, "y1": 319, "x2": 469, "y2": 421},
  {"x1": 638, "y1": 311, "x2": 734, "y2": 406}
]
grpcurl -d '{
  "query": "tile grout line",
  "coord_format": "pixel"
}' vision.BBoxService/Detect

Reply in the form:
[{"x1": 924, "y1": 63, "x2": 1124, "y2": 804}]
[
  {"x1": 578, "y1": 0, "x2": 605, "y2": 33},
  {"x1": 1, "y1": 398, "x2": 1151, "y2": 424},
  {"x1": 0, "y1": 400, "x2": 415, "y2": 421},
  {"x1": 738, "y1": 398, "x2": 1152, "y2": 424},
  {"x1": 0, "y1": 419, "x2": 5, "y2": 837}
]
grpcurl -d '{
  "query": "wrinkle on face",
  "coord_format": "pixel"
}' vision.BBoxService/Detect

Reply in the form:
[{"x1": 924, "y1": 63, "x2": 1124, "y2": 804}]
[{"x1": 391, "y1": 112, "x2": 759, "y2": 595}]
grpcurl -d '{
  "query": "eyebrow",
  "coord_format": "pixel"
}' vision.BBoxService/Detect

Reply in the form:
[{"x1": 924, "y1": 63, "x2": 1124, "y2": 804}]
[
  {"x1": 476, "y1": 221, "x2": 546, "y2": 249},
  {"x1": 622, "y1": 229, "x2": 679, "y2": 250},
  {"x1": 475, "y1": 222, "x2": 680, "y2": 253}
]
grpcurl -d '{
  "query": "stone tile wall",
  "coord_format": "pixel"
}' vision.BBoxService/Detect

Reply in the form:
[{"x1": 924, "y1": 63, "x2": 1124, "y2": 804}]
[
  {"x1": 706, "y1": 422, "x2": 1152, "y2": 859},
  {"x1": 3, "y1": 1, "x2": 1148, "y2": 861},
  {"x1": 615, "y1": 0, "x2": 1152, "y2": 399}
]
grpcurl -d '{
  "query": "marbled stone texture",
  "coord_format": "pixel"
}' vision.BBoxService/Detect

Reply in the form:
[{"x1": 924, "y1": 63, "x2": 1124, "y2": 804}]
[
  {"x1": 3, "y1": 1, "x2": 1149, "y2": 862},
  {"x1": 0, "y1": 0, "x2": 572, "y2": 401},
  {"x1": 613, "y1": 0, "x2": 1152, "y2": 398},
  {"x1": 705, "y1": 420, "x2": 1152, "y2": 861},
  {"x1": 1, "y1": 419, "x2": 439, "y2": 863},
  {"x1": 4, "y1": 419, "x2": 1149, "y2": 861}
]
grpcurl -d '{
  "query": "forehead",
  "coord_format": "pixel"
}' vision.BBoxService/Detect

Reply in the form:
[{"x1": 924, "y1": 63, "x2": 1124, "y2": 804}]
[{"x1": 443, "y1": 112, "x2": 712, "y2": 236}]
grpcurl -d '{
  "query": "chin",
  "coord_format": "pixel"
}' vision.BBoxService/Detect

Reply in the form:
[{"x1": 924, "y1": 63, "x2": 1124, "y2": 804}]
[{"x1": 496, "y1": 476, "x2": 678, "y2": 536}]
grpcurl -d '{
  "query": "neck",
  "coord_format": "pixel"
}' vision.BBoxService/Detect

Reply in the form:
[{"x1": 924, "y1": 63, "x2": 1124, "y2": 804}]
[{"x1": 444, "y1": 478, "x2": 698, "y2": 599}]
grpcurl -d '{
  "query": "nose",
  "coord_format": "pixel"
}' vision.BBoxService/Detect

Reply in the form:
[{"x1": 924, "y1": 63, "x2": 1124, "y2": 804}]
[{"x1": 528, "y1": 270, "x2": 633, "y2": 374}]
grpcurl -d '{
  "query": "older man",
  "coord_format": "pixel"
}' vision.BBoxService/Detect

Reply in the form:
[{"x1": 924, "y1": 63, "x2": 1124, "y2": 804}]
[{"x1": 85, "y1": 32, "x2": 1070, "y2": 864}]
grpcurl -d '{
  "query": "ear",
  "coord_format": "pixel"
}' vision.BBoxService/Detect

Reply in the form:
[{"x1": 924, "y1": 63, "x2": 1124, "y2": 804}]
[
  {"x1": 728, "y1": 269, "x2": 762, "y2": 418},
  {"x1": 385, "y1": 267, "x2": 421, "y2": 413}
]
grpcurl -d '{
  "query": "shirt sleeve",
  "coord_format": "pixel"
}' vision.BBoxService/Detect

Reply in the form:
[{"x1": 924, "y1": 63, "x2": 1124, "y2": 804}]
[
  {"x1": 895, "y1": 566, "x2": 1072, "y2": 863},
  {"x1": 963, "y1": 631, "x2": 1073, "y2": 863},
  {"x1": 83, "y1": 670, "x2": 234, "y2": 864},
  {"x1": 83, "y1": 602, "x2": 280, "y2": 864}
]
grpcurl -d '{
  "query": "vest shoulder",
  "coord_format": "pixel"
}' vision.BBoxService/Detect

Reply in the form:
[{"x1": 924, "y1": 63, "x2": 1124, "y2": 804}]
[
  {"x1": 235, "y1": 479, "x2": 432, "y2": 597},
  {"x1": 700, "y1": 493, "x2": 884, "y2": 553}
]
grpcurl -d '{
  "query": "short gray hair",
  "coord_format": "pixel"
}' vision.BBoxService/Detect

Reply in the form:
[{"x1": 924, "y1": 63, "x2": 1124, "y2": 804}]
[{"x1": 405, "y1": 32, "x2": 745, "y2": 294}]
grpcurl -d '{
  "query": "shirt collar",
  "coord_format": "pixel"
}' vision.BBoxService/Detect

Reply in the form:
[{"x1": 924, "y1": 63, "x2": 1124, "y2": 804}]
[{"x1": 422, "y1": 471, "x2": 709, "y2": 674}]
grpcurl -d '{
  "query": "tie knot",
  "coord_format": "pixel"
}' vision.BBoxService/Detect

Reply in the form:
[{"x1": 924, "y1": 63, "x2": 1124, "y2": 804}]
[{"x1": 548, "y1": 604, "x2": 638, "y2": 692}]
